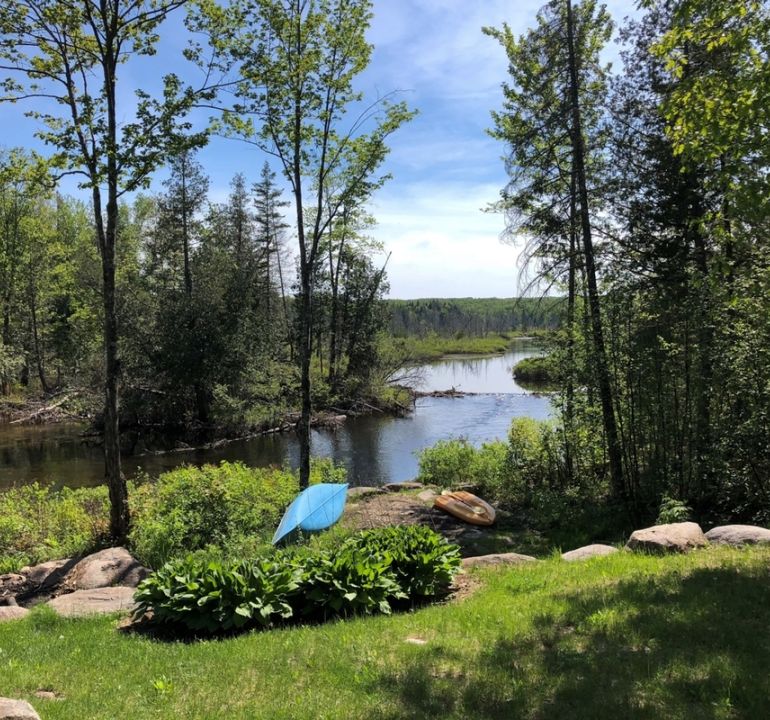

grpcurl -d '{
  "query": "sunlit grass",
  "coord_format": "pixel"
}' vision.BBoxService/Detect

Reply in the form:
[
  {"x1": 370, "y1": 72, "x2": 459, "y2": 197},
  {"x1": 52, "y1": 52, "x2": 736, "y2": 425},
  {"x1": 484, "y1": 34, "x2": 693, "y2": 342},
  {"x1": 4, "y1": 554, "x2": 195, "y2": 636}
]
[{"x1": 1, "y1": 546, "x2": 768, "y2": 719}]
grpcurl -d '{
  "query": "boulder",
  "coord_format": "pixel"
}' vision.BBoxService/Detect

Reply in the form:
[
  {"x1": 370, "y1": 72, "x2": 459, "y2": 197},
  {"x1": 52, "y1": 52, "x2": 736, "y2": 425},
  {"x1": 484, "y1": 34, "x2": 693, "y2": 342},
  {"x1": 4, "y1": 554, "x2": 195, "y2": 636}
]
[
  {"x1": 19, "y1": 559, "x2": 72, "y2": 589},
  {"x1": 347, "y1": 486, "x2": 386, "y2": 498},
  {"x1": 626, "y1": 522, "x2": 708, "y2": 553},
  {"x1": 0, "y1": 698, "x2": 40, "y2": 720},
  {"x1": 561, "y1": 544, "x2": 618, "y2": 562},
  {"x1": 46, "y1": 587, "x2": 136, "y2": 618},
  {"x1": 64, "y1": 547, "x2": 149, "y2": 590},
  {"x1": 461, "y1": 552, "x2": 537, "y2": 569},
  {"x1": 705, "y1": 524, "x2": 770, "y2": 546},
  {"x1": 0, "y1": 607, "x2": 29, "y2": 623},
  {"x1": 383, "y1": 482, "x2": 423, "y2": 492},
  {"x1": 417, "y1": 489, "x2": 438, "y2": 503}
]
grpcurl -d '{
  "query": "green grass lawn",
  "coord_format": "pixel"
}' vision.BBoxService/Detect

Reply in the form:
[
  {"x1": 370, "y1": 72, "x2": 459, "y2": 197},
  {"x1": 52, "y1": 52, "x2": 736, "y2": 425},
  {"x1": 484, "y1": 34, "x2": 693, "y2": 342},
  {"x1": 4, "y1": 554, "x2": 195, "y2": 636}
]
[{"x1": 2, "y1": 546, "x2": 768, "y2": 719}]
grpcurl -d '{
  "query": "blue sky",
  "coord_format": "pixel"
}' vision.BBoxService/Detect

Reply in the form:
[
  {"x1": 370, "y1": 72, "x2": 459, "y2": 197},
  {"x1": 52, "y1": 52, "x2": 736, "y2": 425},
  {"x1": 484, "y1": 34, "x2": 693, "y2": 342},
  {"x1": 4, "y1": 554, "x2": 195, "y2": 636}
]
[{"x1": 0, "y1": 0, "x2": 639, "y2": 299}]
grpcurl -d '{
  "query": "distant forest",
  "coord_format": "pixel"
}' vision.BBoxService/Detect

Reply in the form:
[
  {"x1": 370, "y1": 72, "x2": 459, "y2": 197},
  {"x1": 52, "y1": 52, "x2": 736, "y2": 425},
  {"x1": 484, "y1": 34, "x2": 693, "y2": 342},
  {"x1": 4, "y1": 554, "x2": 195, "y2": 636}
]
[{"x1": 387, "y1": 298, "x2": 563, "y2": 337}]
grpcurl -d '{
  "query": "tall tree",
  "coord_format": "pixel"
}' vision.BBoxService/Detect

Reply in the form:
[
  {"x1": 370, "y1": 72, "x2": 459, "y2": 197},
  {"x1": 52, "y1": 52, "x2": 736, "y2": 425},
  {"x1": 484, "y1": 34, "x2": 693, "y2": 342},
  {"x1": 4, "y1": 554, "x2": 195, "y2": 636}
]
[
  {"x1": 0, "y1": 0, "x2": 209, "y2": 541},
  {"x1": 253, "y1": 161, "x2": 291, "y2": 348},
  {"x1": 193, "y1": 0, "x2": 414, "y2": 488},
  {"x1": 485, "y1": 0, "x2": 626, "y2": 505}
]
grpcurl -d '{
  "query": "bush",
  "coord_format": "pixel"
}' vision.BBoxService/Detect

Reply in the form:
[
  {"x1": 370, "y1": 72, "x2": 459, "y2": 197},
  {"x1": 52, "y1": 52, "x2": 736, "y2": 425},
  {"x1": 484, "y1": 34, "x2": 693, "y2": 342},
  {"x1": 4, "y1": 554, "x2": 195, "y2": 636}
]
[
  {"x1": 344, "y1": 525, "x2": 461, "y2": 598},
  {"x1": 0, "y1": 484, "x2": 109, "y2": 572},
  {"x1": 416, "y1": 439, "x2": 478, "y2": 489},
  {"x1": 129, "y1": 461, "x2": 300, "y2": 568},
  {"x1": 134, "y1": 526, "x2": 461, "y2": 633},
  {"x1": 297, "y1": 544, "x2": 404, "y2": 618},
  {"x1": 512, "y1": 355, "x2": 557, "y2": 383},
  {"x1": 416, "y1": 437, "x2": 514, "y2": 502},
  {"x1": 656, "y1": 495, "x2": 693, "y2": 525},
  {"x1": 134, "y1": 555, "x2": 300, "y2": 632}
]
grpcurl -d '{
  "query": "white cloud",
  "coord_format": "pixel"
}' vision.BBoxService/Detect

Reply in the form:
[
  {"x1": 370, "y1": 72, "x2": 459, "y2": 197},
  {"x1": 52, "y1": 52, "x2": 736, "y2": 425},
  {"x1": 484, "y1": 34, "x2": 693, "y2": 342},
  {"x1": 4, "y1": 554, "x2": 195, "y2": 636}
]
[{"x1": 369, "y1": 181, "x2": 529, "y2": 298}]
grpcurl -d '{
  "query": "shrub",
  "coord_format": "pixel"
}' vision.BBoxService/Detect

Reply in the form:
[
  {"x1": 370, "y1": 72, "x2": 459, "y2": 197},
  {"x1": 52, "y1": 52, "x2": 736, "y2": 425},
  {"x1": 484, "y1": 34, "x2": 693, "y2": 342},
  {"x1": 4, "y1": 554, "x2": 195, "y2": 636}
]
[
  {"x1": 416, "y1": 439, "x2": 479, "y2": 489},
  {"x1": 656, "y1": 495, "x2": 693, "y2": 525},
  {"x1": 416, "y1": 438, "x2": 513, "y2": 502},
  {"x1": 134, "y1": 555, "x2": 300, "y2": 632},
  {"x1": 0, "y1": 484, "x2": 109, "y2": 572},
  {"x1": 344, "y1": 525, "x2": 461, "y2": 598},
  {"x1": 133, "y1": 527, "x2": 461, "y2": 633},
  {"x1": 309, "y1": 456, "x2": 348, "y2": 485},
  {"x1": 512, "y1": 355, "x2": 557, "y2": 383},
  {"x1": 129, "y1": 461, "x2": 300, "y2": 568},
  {"x1": 297, "y1": 545, "x2": 404, "y2": 618}
]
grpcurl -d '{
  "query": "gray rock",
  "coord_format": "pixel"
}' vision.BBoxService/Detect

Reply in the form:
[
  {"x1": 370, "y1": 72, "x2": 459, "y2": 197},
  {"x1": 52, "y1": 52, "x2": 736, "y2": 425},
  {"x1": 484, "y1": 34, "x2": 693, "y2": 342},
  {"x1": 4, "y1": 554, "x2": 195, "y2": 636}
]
[
  {"x1": 705, "y1": 524, "x2": 770, "y2": 546},
  {"x1": 626, "y1": 521, "x2": 708, "y2": 553},
  {"x1": 0, "y1": 607, "x2": 29, "y2": 623},
  {"x1": 417, "y1": 489, "x2": 438, "y2": 503},
  {"x1": 383, "y1": 481, "x2": 424, "y2": 492},
  {"x1": 562, "y1": 544, "x2": 618, "y2": 562},
  {"x1": 0, "y1": 698, "x2": 40, "y2": 720},
  {"x1": 461, "y1": 552, "x2": 537, "y2": 569},
  {"x1": 46, "y1": 587, "x2": 136, "y2": 617},
  {"x1": 20, "y1": 559, "x2": 72, "y2": 589},
  {"x1": 347, "y1": 486, "x2": 386, "y2": 498},
  {"x1": 65, "y1": 547, "x2": 149, "y2": 590}
]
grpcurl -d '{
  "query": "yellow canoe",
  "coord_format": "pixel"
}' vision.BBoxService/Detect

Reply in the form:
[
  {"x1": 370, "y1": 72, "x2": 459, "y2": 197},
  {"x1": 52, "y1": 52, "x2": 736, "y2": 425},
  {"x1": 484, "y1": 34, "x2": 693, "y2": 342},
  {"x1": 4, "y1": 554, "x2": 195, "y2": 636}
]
[{"x1": 434, "y1": 490, "x2": 496, "y2": 526}]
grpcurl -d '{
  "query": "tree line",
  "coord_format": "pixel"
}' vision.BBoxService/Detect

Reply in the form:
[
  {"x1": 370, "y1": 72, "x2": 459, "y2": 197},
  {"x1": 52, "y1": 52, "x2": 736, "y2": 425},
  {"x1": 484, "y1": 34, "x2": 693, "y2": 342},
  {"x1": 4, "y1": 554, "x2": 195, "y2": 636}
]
[
  {"x1": 387, "y1": 297, "x2": 562, "y2": 338},
  {"x1": 486, "y1": 0, "x2": 770, "y2": 523}
]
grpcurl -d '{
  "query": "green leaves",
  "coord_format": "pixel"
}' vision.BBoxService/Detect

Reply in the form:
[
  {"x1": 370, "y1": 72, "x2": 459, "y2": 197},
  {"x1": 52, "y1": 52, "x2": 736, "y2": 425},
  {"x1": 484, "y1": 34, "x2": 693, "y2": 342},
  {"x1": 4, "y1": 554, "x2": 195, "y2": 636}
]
[{"x1": 134, "y1": 526, "x2": 461, "y2": 634}]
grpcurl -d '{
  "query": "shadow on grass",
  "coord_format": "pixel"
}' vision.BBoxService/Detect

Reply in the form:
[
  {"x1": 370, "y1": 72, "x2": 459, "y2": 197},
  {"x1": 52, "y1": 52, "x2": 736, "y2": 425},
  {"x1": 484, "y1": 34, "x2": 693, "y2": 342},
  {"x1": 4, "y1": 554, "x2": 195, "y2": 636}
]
[{"x1": 372, "y1": 562, "x2": 770, "y2": 719}]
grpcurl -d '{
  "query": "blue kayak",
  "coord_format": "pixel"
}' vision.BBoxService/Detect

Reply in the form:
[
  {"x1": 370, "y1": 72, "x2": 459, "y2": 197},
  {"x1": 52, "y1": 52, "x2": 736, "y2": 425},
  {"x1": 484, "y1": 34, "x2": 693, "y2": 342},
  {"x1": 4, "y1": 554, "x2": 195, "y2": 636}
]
[{"x1": 272, "y1": 483, "x2": 349, "y2": 544}]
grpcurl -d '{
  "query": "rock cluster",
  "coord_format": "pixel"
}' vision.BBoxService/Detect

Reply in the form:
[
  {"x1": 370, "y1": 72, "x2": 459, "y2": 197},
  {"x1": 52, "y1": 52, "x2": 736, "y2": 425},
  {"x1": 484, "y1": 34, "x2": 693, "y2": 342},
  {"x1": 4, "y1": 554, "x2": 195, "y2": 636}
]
[{"x1": 0, "y1": 547, "x2": 147, "y2": 621}]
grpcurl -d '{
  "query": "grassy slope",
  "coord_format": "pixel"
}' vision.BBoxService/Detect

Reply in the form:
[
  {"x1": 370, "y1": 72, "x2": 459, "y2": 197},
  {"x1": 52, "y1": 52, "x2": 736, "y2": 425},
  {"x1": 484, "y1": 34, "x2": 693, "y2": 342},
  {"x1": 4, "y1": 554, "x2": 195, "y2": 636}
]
[
  {"x1": 403, "y1": 332, "x2": 544, "y2": 362},
  {"x1": 2, "y1": 546, "x2": 768, "y2": 719}
]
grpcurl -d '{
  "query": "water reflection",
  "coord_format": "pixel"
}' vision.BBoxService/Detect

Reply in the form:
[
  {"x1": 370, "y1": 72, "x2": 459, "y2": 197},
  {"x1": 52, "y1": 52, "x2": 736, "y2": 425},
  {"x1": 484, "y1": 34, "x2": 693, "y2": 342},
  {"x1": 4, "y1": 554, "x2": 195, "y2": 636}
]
[
  {"x1": 0, "y1": 341, "x2": 551, "y2": 490},
  {"x1": 418, "y1": 343, "x2": 541, "y2": 394}
]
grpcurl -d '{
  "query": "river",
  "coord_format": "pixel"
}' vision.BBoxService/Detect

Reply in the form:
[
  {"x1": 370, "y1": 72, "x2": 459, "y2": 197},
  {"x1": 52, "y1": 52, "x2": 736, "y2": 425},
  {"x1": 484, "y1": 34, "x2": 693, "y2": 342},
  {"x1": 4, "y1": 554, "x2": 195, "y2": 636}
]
[{"x1": 0, "y1": 340, "x2": 551, "y2": 490}]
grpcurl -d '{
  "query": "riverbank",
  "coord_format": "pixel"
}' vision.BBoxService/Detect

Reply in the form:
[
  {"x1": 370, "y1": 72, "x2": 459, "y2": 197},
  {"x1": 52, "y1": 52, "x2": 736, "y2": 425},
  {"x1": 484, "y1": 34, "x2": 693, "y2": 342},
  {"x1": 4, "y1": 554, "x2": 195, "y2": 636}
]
[
  {"x1": 0, "y1": 345, "x2": 552, "y2": 489},
  {"x1": 1, "y1": 545, "x2": 767, "y2": 718},
  {"x1": 401, "y1": 331, "x2": 548, "y2": 362}
]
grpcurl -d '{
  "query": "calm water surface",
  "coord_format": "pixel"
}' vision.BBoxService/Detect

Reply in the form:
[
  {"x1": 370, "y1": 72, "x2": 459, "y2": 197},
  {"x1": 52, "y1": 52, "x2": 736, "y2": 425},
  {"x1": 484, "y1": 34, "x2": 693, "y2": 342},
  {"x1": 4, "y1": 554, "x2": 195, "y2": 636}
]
[{"x1": 0, "y1": 340, "x2": 550, "y2": 490}]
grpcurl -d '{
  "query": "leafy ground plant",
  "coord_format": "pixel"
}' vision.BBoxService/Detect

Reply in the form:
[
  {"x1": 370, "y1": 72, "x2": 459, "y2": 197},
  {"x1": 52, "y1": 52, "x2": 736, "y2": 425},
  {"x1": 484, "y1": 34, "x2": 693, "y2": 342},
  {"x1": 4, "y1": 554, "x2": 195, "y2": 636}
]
[
  {"x1": 344, "y1": 525, "x2": 461, "y2": 598},
  {"x1": 133, "y1": 527, "x2": 461, "y2": 633},
  {"x1": 134, "y1": 556, "x2": 300, "y2": 632}
]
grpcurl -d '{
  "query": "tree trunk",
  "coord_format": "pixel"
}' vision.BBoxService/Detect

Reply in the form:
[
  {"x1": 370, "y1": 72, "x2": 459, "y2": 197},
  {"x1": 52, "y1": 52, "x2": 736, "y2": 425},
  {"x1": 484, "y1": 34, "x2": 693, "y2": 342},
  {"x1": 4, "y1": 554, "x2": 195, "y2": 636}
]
[
  {"x1": 566, "y1": 0, "x2": 627, "y2": 510},
  {"x1": 298, "y1": 274, "x2": 312, "y2": 489},
  {"x1": 97, "y1": 185, "x2": 128, "y2": 543},
  {"x1": 564, "y1": 163, "x2": 577, "y2": 485},
  {"x1": 28, "y1": 281, "x2": 49, "y2": 394},
  {"x1": 327, "y1": 220, "x2": 346, "y2": 390},
  {"x1": 98, "y1": 36, "x2": 129, "y2": 545}
]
